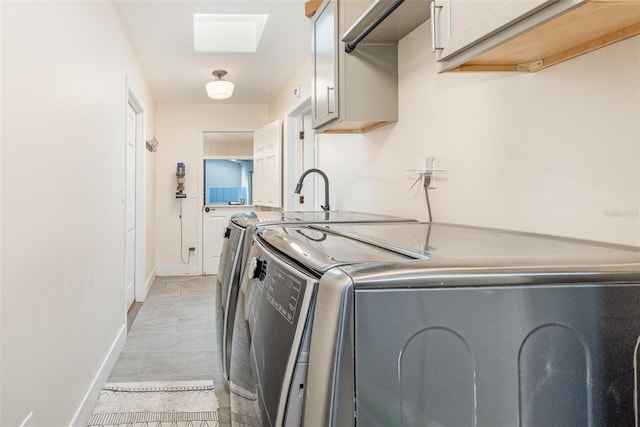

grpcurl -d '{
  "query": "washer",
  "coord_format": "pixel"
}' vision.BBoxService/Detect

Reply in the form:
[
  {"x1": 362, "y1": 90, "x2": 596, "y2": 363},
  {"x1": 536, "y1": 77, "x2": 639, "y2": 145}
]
[
  {"x1": 217, "y1": 211, "x2": 415, "y2": 381},
  {"x1": 230, "y1": 222, "x2": 640, "y2": 427}
]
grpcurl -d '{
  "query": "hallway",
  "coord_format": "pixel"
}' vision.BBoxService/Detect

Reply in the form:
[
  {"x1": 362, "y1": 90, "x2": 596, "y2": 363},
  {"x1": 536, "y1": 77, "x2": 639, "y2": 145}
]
[{"x1": 101, "y1": 275, "x2": 230, "y2": 426}]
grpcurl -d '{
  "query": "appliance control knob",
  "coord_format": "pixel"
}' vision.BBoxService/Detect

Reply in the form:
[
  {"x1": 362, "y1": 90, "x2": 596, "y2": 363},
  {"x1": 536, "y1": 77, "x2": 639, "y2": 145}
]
[
  {"x1": 258, "y1": 260, "x2": 268, "y2": 281},
  {"x1": 248, "y1": 257, "x2": 264, "y2": 280}
]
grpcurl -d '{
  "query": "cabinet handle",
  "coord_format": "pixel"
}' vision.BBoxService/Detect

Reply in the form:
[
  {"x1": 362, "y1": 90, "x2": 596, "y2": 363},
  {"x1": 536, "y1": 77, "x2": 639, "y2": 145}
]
[
  {"x1": 327, "y1": 86, "x2": 335, "y2": 114},
  {"x1": 430, "y1": 1, "x2": 443, "y2": 53}
]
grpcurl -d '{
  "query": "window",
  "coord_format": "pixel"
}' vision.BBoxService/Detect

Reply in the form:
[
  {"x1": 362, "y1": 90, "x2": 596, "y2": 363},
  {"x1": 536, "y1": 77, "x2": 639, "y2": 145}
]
[{"x1": 204, "y1": 159, "x2": 253, "y2": 205}]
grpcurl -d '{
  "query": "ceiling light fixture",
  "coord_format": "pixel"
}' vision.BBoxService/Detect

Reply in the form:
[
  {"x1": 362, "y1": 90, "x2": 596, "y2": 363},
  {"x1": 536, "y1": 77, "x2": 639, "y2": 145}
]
[{"x1": 206, "y1": 70, "x2": 234, "y2": 100}]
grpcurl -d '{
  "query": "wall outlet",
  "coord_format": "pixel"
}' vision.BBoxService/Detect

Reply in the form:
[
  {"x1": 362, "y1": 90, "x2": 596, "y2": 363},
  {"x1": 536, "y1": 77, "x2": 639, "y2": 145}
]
[
  {"x1": 417, "y1": 156, "x2": 438, "y2": 189},
  {"x1": 427, "y1": 158, "x2": 436, "y2": 189}
]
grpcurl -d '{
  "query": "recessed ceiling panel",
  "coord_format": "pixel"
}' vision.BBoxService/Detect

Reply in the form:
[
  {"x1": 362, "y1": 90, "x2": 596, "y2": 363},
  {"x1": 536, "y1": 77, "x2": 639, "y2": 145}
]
[{"x1": 194, "y1": 13, "x2": 269, "y2": 53}]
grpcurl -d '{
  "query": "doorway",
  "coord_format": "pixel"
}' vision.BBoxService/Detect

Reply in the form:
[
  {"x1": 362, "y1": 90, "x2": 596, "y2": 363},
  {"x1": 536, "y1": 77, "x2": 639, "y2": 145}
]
[
  {"x1": 283, "y1": 97, "x2": 317, "y2": 211},
  {"x1": 200, "y1": 131, "x2": 254, "y2": 275},
  {"x1": 125, "y1": 102, "x2": 136, "y2": 311},
  {"x1": 126, "y1": 89, "x2": 146, "y2": 310},
  {"x1": 296, "y1": 112, "x2": 316, "y2": 210}
]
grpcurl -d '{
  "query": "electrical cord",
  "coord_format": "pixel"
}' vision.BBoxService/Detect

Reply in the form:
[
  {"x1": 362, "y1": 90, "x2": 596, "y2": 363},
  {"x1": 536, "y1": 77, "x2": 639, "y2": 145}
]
[
  {"x1": 179, "y1": 199, "x2": 192, "y2": 265},
  {"x1": 424, "y1": 175, "x2": 433, "y2": 222}
]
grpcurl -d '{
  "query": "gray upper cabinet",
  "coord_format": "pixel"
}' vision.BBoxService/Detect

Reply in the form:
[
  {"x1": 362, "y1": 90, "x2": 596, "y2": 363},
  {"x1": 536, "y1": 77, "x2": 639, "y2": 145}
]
[
  {"x1": 342, "y1": 0, "x2": 430, "y2": 45},
  {"x1": 432, "y1": 0, "x2": 640, "y2": 73},
  {"x1": 312, "y1": 0, "x2": 339, "y2": 129},
  {"x1": 311, "y1": 0, "x2": 399, "y2": 133},
  {"x1": 433, "y1": 0, "x2": 560, "y2": 62}
]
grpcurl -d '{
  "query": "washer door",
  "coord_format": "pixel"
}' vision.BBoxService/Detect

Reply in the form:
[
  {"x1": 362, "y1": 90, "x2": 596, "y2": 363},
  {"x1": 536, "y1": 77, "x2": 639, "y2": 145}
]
[{"x1": 229, "y1": 242, "x2": 316, "y2": 427}]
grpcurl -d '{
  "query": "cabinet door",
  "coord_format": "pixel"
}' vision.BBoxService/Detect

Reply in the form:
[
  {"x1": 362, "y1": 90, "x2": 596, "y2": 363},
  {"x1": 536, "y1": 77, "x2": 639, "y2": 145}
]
[
  {"x1": 434, "y1": 0, "x2": 558, "y2": 61},
  {"x1": 264, "y1": 138, "x2": 280, "y2": 206},
  {"x1": 253, "y1": 144, "x2": 266, "y2": 206},
  {"x1": 253, "y1": 120, "x2": 282, "y2": 208},
  {"x1": 312, "y1": 0, "x2": 339, "y2": 129}
]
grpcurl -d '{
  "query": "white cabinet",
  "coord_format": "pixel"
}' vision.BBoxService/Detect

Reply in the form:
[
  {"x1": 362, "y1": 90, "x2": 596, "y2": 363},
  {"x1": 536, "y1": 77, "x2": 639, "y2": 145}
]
[
  {"x1": 311, "y1": 0, "x2": 398, "y2": 133},
  {"x1": 432, "y1": 0, "x2": 640, "y2": 73},
  {"x1": 253, "y1": 119, "x2": 282, "y2": 208}
]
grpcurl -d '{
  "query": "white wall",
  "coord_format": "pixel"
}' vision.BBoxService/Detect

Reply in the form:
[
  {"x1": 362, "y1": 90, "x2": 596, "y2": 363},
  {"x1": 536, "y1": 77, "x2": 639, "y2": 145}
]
[
  {"x1": 1, "y1": 2, "x2": 155, "y2": 426},
  {"x1": 204, "y1": 139, "x2": 254, "y2": 157},
  {"x1": 155, "y1": 104, "x2": 268, "y2": 275},
  {"x1": 122, "y1": 14, "x2": 158, "y2": 299},
  {"x1": 270, "y1": 56, "x2": 312, "y2": 122},
  {"x1": 269, "y1": 57, "x2": 313, "y2": 210},
  {"x1": 145, "y1": 133, "x2": 157, "y2": 288},
  {"x1": 317, "y1": 25, "x2": 640, "y2": 246}
]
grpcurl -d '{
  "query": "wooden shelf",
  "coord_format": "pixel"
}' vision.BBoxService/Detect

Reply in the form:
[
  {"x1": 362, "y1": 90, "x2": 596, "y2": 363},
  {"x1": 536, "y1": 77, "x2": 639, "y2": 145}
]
[
  {"x1": 456, "y1": 0, "x2": 640, "y2": 72},
  {"x1": 305, "y1": 0, "x2": 323, "y2": 18}
]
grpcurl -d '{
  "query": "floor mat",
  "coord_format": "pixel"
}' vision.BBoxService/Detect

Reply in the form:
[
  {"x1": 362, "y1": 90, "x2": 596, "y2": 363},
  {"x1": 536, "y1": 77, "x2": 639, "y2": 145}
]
[{"x1": 88, "y1": 380, "x2": 220, "y2": 427}]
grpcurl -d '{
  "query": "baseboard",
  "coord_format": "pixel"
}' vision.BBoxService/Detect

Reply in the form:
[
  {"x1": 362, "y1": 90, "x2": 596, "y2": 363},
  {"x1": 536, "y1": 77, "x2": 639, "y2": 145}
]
[
  {"x1": 155, "y1": 264, "x2": 203, "y2": 276},
  {"x1": 142, "y1": 267, "x2": 156, "y2": 301},
  {"x1": 69, "y1": 324, "x2": 127, "y2": 427}
]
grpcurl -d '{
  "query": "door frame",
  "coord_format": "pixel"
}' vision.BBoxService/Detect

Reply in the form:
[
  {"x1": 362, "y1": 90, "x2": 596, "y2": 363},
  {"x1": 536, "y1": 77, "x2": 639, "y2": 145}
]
[
  {"x1": 127, "y1": 88, "x2": 146, "y2": 303},
  {"x1": 283, "y1": 96, "x2": 315, "y2": 211}
]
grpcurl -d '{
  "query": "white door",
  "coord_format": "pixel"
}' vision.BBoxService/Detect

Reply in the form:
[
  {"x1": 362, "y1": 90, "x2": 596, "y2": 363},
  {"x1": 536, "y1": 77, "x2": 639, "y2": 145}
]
[
  {"x1": 125, "y1": 103, "x2": 136, "y2": 309},
  {"x1": 202, "y1": 208, "x2": 227, "y2": 275},
  {"x1": 253, "y1": 120, "x2": 282, "y2": 208},
  {"x1": 253, "y1": 135, "x2": 266, "y2": 206}
]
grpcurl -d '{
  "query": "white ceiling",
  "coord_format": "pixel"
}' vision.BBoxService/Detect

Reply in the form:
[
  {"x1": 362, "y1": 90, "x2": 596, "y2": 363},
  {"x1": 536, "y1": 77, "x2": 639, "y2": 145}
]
[{"x1": 113, "y1": 1, "x2": 312, "y2": 105}]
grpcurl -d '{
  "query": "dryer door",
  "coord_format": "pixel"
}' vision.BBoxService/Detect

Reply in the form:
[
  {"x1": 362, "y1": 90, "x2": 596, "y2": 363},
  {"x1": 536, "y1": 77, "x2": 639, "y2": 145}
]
[
  {"x1": 219, "y1": 222, "x2": 245, "y2": 315},
  {"x1": 229, "y1": 242, "x2": 316, "y2": 427},
  {"x1": 221, "y1": 222, "x2": 246, "y2": 381}
]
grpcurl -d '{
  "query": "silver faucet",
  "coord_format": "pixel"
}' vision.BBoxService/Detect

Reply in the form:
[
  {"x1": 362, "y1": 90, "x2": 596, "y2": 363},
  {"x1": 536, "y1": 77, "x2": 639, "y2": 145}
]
[{"x1": 294, "y1": 168, "x2": 330, "y2": 211}]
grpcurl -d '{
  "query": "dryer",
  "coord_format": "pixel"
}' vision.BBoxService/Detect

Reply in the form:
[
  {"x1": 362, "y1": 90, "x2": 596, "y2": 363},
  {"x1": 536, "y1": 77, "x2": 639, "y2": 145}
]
[
  {"x1": 217, "y1": 211, "x2": 415, "y2": 381},
  {"x1": 230, "y1": 222, "x2": 640, "y2": 427},
  {"x1": 228, "y1": 223, "x2": 421, "y2": 427}
]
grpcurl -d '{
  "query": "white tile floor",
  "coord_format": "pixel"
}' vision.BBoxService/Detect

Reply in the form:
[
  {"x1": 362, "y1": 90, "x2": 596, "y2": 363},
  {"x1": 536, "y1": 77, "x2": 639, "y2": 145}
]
[{"x1": 108, "y1": 275, "x2": 230, "y2": 426}]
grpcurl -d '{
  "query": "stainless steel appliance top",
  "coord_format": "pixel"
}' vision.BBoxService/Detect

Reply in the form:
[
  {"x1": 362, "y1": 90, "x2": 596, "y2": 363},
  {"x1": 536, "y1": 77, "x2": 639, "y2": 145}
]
[
  {"x1": 256, "y1": 225, "x2": 415, "y2": 275},
  {"x1": 310, "y1": 221, "x2": 640, "y2": 267},
  {"x1": 230, "y1": 210, "x2": 415, "y2": 228},
  {"x1": 229, "y1": 211, "x2": 286, "y2": 227}
]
